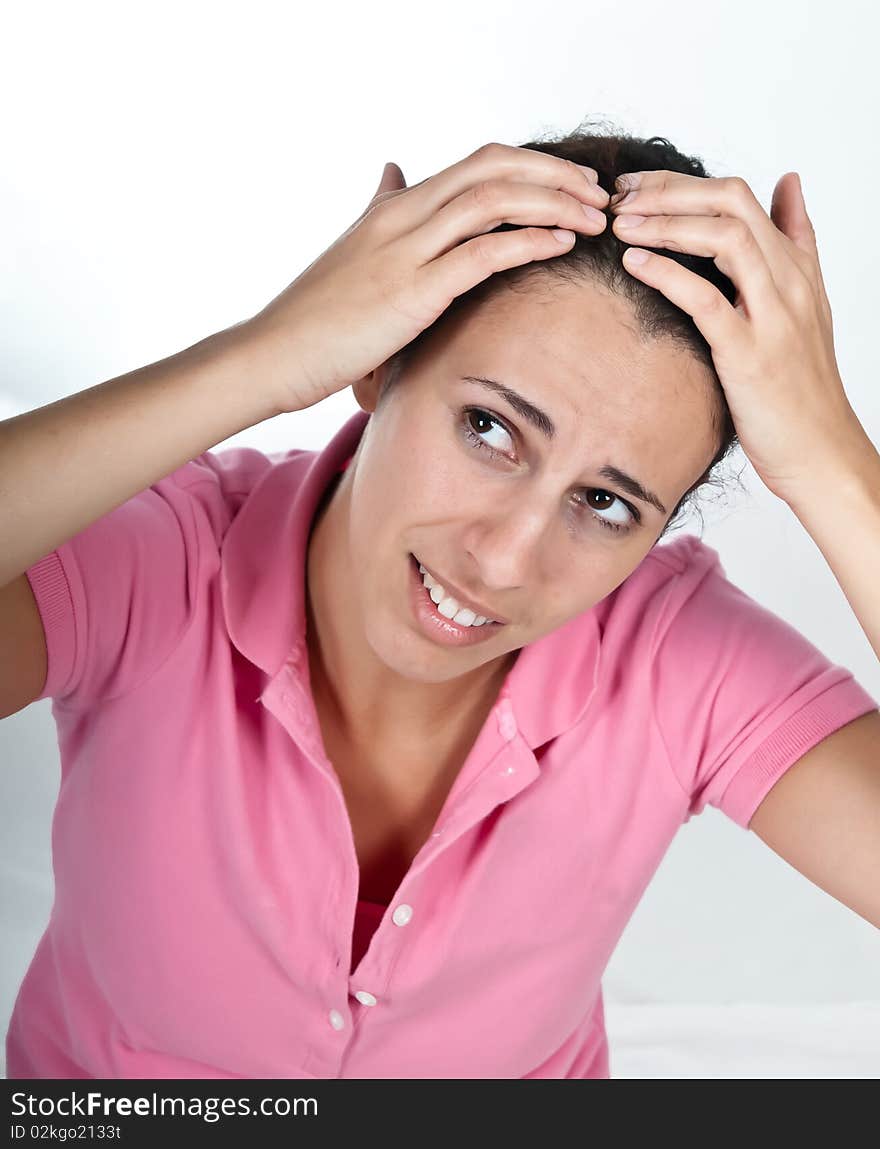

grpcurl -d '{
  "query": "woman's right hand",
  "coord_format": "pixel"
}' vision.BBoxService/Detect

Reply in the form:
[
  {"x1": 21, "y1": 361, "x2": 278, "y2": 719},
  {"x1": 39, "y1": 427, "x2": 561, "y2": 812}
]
[{"x1": 247, "y1": 142, "x2": 611, "y2": 414}]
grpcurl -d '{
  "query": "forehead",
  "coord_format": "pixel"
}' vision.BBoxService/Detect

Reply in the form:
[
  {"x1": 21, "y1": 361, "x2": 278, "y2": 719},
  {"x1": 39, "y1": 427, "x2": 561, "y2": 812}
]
[{"x1": 429, "y1": 279, "x2": 720, "y2": 493}]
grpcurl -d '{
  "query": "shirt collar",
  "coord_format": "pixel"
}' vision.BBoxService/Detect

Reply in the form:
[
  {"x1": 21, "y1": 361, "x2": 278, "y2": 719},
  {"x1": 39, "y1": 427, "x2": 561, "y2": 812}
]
[{"x1": 220, "y1": 410, "x2": 602, "y2": 751}]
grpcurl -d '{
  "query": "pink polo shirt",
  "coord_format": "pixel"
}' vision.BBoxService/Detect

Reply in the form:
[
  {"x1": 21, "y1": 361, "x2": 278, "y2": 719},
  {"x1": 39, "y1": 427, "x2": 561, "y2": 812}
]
[{"x1": 7, "y1": 409, "x2": 877, "y2": 1079}]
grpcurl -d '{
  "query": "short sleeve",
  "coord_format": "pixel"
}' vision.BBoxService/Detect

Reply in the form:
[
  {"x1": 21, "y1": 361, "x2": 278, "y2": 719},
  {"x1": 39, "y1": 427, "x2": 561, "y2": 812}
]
[
  {"x1": 651, "y1": 554, "x2": 879, "y2": 829},
  {"x1": 22, "y1": 447, "x2": 270, "y2": 711}
]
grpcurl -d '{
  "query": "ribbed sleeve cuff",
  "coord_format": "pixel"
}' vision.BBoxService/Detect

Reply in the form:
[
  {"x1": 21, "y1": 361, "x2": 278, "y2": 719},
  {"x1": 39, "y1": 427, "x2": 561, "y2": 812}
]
[
  {"x1": 24, "y1": 550, "x2": 78, "y2": 701},
  {"x1": 722, "y1": 675, "x2": 879, "y2": 828}
]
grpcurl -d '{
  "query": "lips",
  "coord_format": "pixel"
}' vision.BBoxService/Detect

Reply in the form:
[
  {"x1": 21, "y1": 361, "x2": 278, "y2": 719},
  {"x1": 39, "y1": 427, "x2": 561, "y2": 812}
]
[
  {"x1": 408, "y1": 553, "x2": 504, "y2": 647},
  {"x1": 413, "y1": 553, "x2": 508, "y2": 625}
]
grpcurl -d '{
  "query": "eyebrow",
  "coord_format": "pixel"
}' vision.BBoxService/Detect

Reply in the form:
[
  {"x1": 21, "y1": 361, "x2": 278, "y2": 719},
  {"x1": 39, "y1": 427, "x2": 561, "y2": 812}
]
[{"x1": 460, "y1": 375, "x2": 669, "y2": 518}]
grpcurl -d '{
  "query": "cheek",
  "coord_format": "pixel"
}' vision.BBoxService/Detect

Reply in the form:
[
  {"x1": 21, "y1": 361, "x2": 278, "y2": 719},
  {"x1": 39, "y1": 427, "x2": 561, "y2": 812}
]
[
  {"x1": 540, "y1": 560, "x2": 628, "y2": 626},
  {"x1": 393, "y1": 456, "x2": 470, "y2": 526},
  {"x1": 348, "y1": 463, "x2": 442, "y2": 561},
  {"x1": 374, "y1": 405, "x2": 470, "y2": 510},
  {"x1": 540, "y1": 586, "x2": 584, "y2": 629}
]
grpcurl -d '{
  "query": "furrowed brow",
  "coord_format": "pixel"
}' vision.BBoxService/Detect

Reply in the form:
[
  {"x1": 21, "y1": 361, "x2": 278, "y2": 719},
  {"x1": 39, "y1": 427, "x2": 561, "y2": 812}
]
[
  {"x1": 461, "y1": 375, "x2": 556, "y2": 440},
  {"x1": 460, "y1": 375, "x2": 669, "y2": 517}
]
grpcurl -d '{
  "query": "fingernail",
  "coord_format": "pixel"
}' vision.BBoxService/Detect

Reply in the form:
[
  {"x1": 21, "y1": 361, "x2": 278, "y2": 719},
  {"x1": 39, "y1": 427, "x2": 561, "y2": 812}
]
[
  {"x1": 612, "y1": 190, "x2": 639, "y2": 208},
  {"x1": 577, "y1": 164, "x2": 599, "y2": 182},
  {"x1": 610, "y1": 174, "x2": 642, "y2": 205},
  {"x1": 582, "y1": 203, "x2": 607, "y2": 225},
  {"x1": 616, "y1": 172, "x2": 642, "y2": 190}
]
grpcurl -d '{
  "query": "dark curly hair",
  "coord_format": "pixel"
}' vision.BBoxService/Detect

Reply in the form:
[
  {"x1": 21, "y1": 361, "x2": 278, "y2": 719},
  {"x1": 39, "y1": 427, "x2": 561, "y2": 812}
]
[{"x1": 380, "y1": 116, "x2": 746, "y2": 539}]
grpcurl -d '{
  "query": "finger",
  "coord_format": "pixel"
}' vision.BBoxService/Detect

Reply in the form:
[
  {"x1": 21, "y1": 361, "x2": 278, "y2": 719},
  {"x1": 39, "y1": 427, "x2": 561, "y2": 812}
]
[
  {"x1": 406, "y1": 179, "x2": 607, "y2": 265},
  {"x1": 618, "y1": 245, "x2": 749, "y2": 357},
  {"x1": 611, "y1": 212, "x2": 785, "y2": 324},
  {"x1": 418, "y1": 225, "x2": 578, "y2": 313},
  {"x1": 354, "y1": 164, "x2": 407, "y2": 228},
  {"x1": 771, "y1": 172, "x2": 817, "y2": 259},
  {"x1": 611, "y1": 171, "x2": 808, "y2": 299},
  {"x1": 381, "y1": 141, "x2": 611, "y2": 233},
  {"x1": 368, "y1": 161, "x2": 407, "y2": 206},
  {"x1": 770, "y1": 172, "x2": 834, "y2": 327},
  {"x1": 379, "y1": 161, "x2": 407, "y2": 194}
]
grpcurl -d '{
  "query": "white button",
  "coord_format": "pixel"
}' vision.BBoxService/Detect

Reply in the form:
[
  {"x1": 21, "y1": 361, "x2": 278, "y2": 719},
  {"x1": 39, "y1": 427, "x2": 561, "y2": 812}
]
[
  {"x1": 354, "y1": 990, "x2": 377, "y2": 1006},
  {"x1": 328, "y1": 1008, "x2": 345, "y2": 1030},
  {"x1": 392, "y1": 903, "x2": 413, "y2": 927}
]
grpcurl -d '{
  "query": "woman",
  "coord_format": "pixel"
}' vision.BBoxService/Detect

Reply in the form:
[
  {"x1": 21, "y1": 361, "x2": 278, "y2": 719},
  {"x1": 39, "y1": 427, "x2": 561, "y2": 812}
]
[{"x1": 2, "y1": 125, "x2": 878, "y2": 1078}]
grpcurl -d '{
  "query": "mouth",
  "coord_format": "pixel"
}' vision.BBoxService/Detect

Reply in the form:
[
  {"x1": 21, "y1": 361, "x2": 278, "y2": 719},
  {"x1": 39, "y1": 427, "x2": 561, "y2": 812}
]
[{"x1": 408, "y1": 553, "x2": 507, "y2": 648}]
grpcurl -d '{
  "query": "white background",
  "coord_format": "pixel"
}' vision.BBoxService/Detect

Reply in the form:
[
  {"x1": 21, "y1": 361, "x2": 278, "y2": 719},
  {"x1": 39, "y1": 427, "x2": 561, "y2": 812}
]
[{"x1": 1, "y1": 0, "x2": 878, "y2": 1076}]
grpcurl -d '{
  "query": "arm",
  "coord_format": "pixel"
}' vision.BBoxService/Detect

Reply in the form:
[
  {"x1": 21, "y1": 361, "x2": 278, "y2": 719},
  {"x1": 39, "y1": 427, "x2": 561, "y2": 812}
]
[
  {"x1": 608, "y1": 164, "x2": 880, "y2": 924},
  {"x1": 749, "y1": 708, "x2": 880, "y2": 929},
  {"x1": 0, "y1": 319, "x2": 289, "y2": 718},
  {"x1": 783, "y1": 432, "x2": 880, "y2": 663},
  {"x1": 0, "y1": 319, "x2": 284, "y2": 591},
  {"x1": 750, "y1": 439, "x2": 880, "y2": 929}
]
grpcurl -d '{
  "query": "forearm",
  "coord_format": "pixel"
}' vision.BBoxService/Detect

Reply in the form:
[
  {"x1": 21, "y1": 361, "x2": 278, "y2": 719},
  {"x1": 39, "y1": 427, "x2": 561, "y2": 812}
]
[
  {"x1": 784, "y1": 427, "x2": 880, "y2": 662},
  {"x1": 0, "y1": 320, "x2": 284, "y2": 589}
]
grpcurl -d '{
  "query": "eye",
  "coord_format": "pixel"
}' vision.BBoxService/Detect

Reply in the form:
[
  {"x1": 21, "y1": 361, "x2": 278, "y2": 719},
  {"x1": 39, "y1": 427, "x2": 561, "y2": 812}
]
[
  {"x1": 573, "y1": 489, "x2": 634, "y2": 533},
  {"x1": 463, "y1": 406, "x2": 514, "y2": 453},
  {"x1": 459, "y1": 407, "x2": 637, "y2": 534}
]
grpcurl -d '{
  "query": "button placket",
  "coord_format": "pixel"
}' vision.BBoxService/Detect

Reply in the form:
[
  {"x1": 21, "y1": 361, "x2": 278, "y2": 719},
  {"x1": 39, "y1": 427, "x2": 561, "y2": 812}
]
[
  {"x1": 348, "y1": 901, "x2": 414, "y2": 1015},
  {"x1": 328, "y1": 1008, "x2": 345, "y2": 1031},
  {"x1": 497, "y1": 701, "x2": 518, "y2": 743},
  {"x1": 392, "y1": 903, "x2": 413, "y2": 927}
]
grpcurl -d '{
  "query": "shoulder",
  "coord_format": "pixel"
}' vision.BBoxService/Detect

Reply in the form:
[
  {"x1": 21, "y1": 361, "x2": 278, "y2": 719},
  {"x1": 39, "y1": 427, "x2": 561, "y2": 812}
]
[
  {"x1": 161, "y1": 443, "x2": 314, "y2": 535},
  {"x1": 167, "y1": 443, "x2": 311, "y2": 501},
  {"x1": 595, "y1": 532, "x2": 723, "y2": 651}
]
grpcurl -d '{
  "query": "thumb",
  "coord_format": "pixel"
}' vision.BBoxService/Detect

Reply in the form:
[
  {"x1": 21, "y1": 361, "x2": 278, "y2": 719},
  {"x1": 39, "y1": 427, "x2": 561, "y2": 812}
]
[
  {"x1": 771, "y1": 171, "x2": 817, "y2": 258},
  {"x1": 373, "y1": 160, "x2": 407, "y2": 199}
]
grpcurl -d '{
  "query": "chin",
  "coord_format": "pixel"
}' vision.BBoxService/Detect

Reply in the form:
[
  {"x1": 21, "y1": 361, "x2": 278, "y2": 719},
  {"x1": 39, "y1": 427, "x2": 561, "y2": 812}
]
[
  {"x1": 363, "y1": 616, "x2": 488, "y2": 685},
  {"x1": 365, "y1": 629, "x2": 456, "y2": 684}
]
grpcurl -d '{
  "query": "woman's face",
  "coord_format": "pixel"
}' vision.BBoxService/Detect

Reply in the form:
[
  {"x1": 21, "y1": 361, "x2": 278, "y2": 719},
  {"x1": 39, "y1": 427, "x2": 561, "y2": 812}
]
[{"x1": 344, "y1": 279, "x2": 720, "y2": 685}]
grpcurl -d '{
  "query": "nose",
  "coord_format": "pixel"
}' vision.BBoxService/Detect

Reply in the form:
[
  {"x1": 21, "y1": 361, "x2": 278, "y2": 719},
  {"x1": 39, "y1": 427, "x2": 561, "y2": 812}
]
[{"x1": 463, "y1": 504, "x2": 550, "y2": 595}]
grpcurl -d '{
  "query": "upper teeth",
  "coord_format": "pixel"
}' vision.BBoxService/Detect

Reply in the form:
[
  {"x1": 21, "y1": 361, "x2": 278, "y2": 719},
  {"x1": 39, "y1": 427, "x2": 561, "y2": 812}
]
[{"x1": 418, "y1": 563, "x2": 496, "y2": 627}]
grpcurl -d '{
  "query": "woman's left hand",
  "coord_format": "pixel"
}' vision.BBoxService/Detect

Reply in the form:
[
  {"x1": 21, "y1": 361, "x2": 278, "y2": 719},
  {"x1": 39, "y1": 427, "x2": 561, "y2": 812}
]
[{"x1": 608, "y1": 168, "x2": 867, "y2": 503}]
